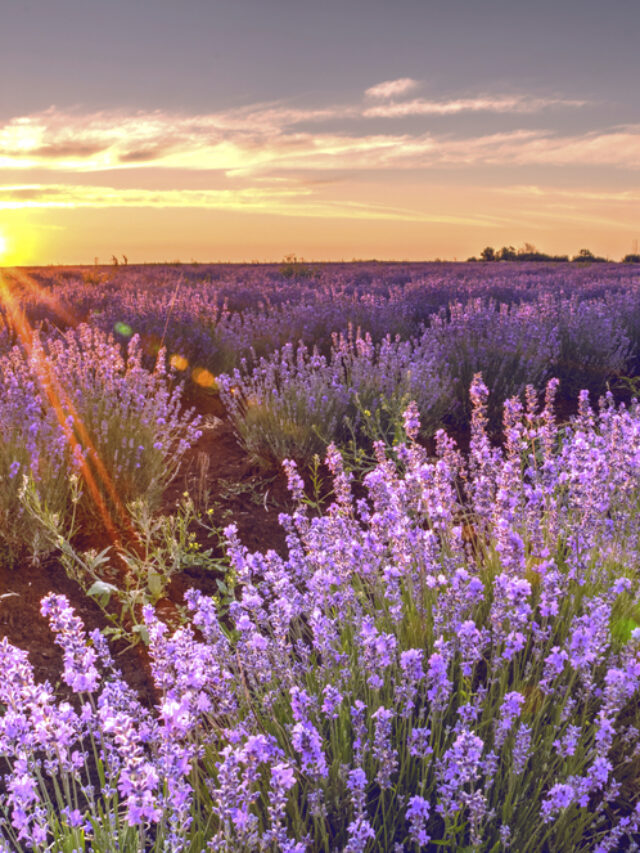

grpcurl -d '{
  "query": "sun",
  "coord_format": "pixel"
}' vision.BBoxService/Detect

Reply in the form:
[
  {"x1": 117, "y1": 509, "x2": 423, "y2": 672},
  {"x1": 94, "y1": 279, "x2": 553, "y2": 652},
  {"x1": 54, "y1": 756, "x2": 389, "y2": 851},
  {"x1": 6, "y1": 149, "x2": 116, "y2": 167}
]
[{"x1": 0, "y1": 232, "x2": 7, "y2": 260}]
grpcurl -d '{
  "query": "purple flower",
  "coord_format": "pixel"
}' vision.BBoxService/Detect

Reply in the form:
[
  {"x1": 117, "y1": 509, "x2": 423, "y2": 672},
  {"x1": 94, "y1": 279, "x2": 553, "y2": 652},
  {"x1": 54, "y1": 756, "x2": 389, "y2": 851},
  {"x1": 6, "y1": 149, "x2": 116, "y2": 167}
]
[
  {"x1": 101, "y1": 710, "x2": 162, "y2": 826},
  {"x1": 6, "y1": 758, "x2": 45, "y2": 844},
  {"x1": 426, "y1": 646, "x2": 452, "y2": 713},
  {"x1": 40, "y1": 594, "x2": 100, "y2": 694},
  {"x1": 437, "y1": 729, "x2": 485, "y2": 818},
  {"x1": 541, "y1": 782, "x2": 575, "y2": 823},
  {"x1": 553, "y1": 724, "x2": 581, "y2": 758},
  {"x1": 409, "y1": 726, "x2": 433, "y2": 759},
  {"x1": 512, "y1": 724, "x2": 532, "y2": 775},
  {"x1": 345, "y1": 767, "x2": 374, "y2": 853},
  {"x1": 291, "y1": 720, "x2": 327, "y2": 780},
  {"x1": 406, "y1": 795, "x2": 431, "y2": 846},
  {"x1": 351, "y1": 701, "x2": 368, "y2": 766},
  {"x1": 371, "y1": 706, "x2": 397, "y2": 790},
  {"x1": 345, "y1": 816, "x2": 376, "y2": 852},
  {"x1": 495, "y1": 691, "x2": 525, "y2": 749},
  {"x1": 321, "y1": 684, "x2": 343, "y2": 719},
  {"x1": 271, "y1": 762, "x2": 296, "y2": 793},
  {"x1": 540, "y1": 646, "x2": 568, "y2": 693},
  {"x1": 403, "y1": 401, "x2": 421, "y2": 441},
  {"x1": 290, "y1": 686, "x2": 313, "y2": 723},
  {"x1": 61, "y1": 806, "x2": 86, "y2": 828},
  {"x1": 346, "y1": 766, "x2": 368, "y2": 814},
  {"x1": 489, "y1": 574, "x2": 532, "y2": 653},
  {"x1": 282, "y1": 458, "x2": 306, "y2": 506},
  {"x1": 585, "y1": 756, "x2": 612, "y2": 792},
  {"x1": 359, "y1": 617, "x2": 397, "y2": 689},
  {"x1": 395, "y1": 648, "x2": 424, "y2": 717},
  {"x1": 265, "y1": 762, "x2": 299, "y2": 850},
  {"x1": 457, "y1": 620, "x2": 483, "y2": 677},
  {"x1": 568, "y1": 600, "x2": 610, "y2": 680}
]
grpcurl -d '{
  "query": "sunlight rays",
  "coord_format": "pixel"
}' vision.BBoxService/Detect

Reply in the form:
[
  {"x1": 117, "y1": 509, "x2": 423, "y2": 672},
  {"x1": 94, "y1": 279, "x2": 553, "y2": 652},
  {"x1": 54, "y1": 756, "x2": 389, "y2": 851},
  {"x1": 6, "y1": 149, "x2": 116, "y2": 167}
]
[{"x1": 0, "y1": 270, "x2": 137, "y2": 551}]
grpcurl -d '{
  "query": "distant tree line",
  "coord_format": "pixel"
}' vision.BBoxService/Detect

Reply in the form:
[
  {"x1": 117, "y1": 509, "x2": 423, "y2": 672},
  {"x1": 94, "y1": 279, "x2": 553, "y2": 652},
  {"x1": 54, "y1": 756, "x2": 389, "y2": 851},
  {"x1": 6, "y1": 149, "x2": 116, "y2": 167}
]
[{"x1": 467, "y1": 244, "x2": 640, "y2": 263}]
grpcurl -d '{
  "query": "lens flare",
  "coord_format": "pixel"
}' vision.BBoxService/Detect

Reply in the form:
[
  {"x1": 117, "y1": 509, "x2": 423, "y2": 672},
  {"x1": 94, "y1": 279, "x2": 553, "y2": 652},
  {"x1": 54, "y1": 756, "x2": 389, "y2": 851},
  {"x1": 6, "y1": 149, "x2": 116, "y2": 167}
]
[
  {"x1": 191, "y1": 366, "x2": 217, "y2": 389},
  {"x1": 170, "y1": 353, "x2": 189, "y2": 371},
  {"x1": 114, "y1": 321, "x2": 133, "y2": 337},
  {"x1": 0, "y1": 270, "x2": 140, "y2": 556}
]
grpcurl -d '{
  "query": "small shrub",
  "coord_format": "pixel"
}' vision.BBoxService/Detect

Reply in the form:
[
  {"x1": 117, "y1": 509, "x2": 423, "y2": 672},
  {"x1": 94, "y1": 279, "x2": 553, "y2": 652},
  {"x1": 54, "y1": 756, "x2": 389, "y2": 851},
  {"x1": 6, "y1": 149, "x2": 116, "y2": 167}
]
[
  {"x1": 428, "y1": 299, "x2": 558, "y2": 427},
  {"x1": 0, "y1": 325, "x2": 202, "y2": 563}
]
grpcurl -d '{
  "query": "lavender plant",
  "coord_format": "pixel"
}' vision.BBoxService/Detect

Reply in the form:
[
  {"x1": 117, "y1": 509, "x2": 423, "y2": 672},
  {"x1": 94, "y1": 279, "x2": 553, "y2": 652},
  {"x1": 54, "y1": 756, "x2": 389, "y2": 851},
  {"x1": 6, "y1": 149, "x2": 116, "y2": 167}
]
[
  {"x1": 218, "y1": 331, "x2": 453, "y2": 468},
  {"x1": 218, "y1": 341, "x2": 351, "y2": 467},
  {"x1": 542, "y1": 294, "x2": 632, "y2": 398},
  {"x1": 428, "y1": 299, "x2": 559, "y2": 427},
  {"x1": 8, "y1": 262, "x2": 639, "y2": 402},
  {"x1": 3, "y1": 383, "x2": 640, "y2": 850},
  {"x1": 0, "y1": 324, "x2": 202, "y2": 564}
]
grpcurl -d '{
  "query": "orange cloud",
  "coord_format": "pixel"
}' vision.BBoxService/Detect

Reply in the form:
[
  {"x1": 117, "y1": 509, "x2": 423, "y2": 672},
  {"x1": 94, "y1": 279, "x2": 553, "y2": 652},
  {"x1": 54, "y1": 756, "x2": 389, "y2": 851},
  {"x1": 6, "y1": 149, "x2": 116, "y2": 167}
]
[
  {"x1": 497, "y1": 185, "x2": 640, "y2": 203},
  {"x1": 0, "y1": 85, "x2": 635, "y2": 264}
]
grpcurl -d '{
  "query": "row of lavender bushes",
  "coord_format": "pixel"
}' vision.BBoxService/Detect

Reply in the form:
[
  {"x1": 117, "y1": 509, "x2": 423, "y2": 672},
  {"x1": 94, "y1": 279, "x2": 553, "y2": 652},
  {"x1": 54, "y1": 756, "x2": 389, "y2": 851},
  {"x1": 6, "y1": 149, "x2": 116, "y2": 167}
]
[
  {"x1": 3, "y1": 263, "x2": 640, "y2": 387},
  {"x1": 2, "y1": 267, "x2": 638, "y2": 473},
  {"x1": 218, "y1": 296, "x2": 630, "y2": 467},
  {"x1": 3, "y1": 381, "x2": 640, "y2": 850},
  {"x1": 0, "y1": 324, "x2": 202, "y2": 566}
]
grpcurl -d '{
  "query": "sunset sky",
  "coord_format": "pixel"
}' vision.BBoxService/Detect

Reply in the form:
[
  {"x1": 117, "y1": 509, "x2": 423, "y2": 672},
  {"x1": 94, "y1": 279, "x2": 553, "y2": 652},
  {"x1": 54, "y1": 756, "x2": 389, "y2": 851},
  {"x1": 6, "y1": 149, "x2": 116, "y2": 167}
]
[{"x1": 1, "y1": 0, "x2": 639, "y2": 264}]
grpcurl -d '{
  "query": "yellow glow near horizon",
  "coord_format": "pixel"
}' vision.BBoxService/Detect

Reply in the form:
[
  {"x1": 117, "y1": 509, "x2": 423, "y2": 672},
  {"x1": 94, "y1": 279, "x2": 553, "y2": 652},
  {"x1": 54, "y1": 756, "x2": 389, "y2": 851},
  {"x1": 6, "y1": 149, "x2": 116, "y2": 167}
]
[
  {"x1": 0, "y1": 229, "x2": 29, "y2": 265},
  {"x1": 0, "y1": 222, "x2": 41, "y2": 266}
]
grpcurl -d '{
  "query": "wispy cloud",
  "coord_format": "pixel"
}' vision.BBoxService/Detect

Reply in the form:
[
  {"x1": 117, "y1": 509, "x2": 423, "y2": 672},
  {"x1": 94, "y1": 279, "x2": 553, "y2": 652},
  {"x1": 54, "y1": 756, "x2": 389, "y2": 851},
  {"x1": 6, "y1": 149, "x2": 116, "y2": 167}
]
[
  {"x1": 515, "y1": 207, "x2": 638, "y2": 230},
  {"x1": 489, "y1": 183, "x2": 640, "y2": 231},
  {"x1": 365, "y1": 78, "x2": 419, "y2": 99},
  {"x1": 497, "y1": 185, "x2": 640, "y2": 203},
  {"x1": 0, "y1": 182, "x2": 503, "y2": 226},
  {"x1": 363, "y1": 94, "x2": 586, "y2": 118},
  {"x1": 0, "y1": 88, "x2": 634, "y2": 239},
  {"x1": 456, "y1": 126, "x2": 640, "y2": 169},
  {"x1": 0, "y1": 183, "x2": 311, "y2": 211}
]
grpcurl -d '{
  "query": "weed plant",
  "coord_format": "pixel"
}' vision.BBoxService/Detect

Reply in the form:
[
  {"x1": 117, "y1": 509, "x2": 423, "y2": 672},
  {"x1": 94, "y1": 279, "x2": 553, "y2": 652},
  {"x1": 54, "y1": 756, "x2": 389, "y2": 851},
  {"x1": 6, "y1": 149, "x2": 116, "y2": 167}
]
[{"x1": 20, "y1": 484, "x2": 225, "y2": 645}]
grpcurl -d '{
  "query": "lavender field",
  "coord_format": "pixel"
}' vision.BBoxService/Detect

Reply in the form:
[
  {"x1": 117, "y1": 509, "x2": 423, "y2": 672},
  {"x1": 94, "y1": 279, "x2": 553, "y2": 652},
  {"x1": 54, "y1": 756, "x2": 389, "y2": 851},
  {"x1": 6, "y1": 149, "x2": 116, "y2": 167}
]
[{"x1": 2, "y1": 261, "x2": 640, "y2": 851}]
